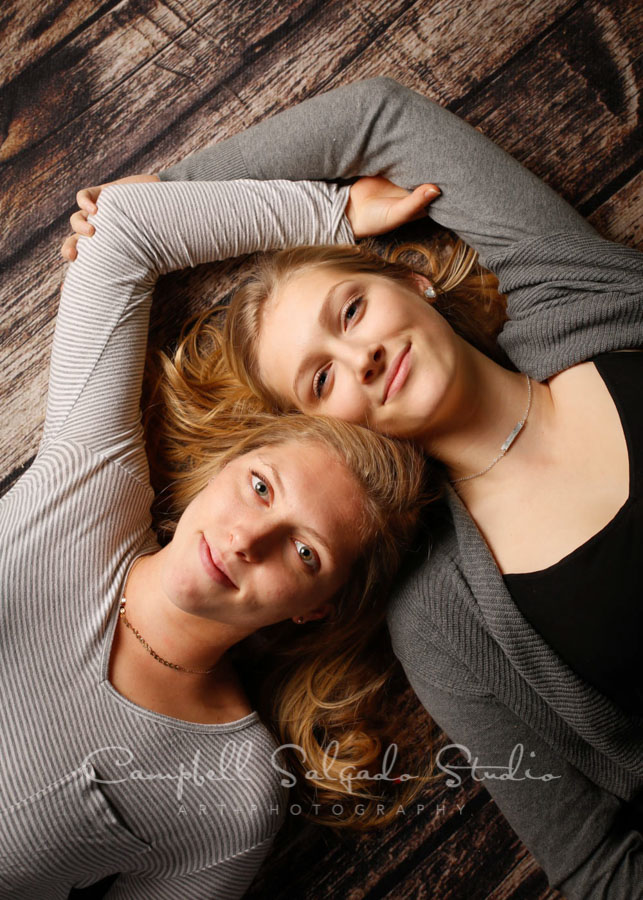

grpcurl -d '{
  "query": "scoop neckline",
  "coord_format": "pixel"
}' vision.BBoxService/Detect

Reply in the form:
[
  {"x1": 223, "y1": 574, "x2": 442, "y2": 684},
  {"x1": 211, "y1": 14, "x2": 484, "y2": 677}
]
[
  {"x1": 99, "y1": 550, "x2": 261, "y2": 733},
  {"x1": 503, "y1": 491, "x2": 634, "y2": 581},
  {"x1": 504, "y1": 353, "x2": 636, "y2": 580}
]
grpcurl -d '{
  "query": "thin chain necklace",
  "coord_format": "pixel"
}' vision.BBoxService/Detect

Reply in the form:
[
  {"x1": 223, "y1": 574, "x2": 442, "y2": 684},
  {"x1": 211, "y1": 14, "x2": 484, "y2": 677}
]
[
  {"x1": 450, "y1": 374, "x2": 532, "y2": 484},
  {"x1": 119, "y1": 597, "x2": 217, "y2": 675}
]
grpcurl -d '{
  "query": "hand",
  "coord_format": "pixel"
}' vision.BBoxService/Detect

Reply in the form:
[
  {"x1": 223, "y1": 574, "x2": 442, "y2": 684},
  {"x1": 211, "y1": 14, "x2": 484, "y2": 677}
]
[
  {"x1": 345, "y1": 175, "x2": 440, "y2": 239},
  {"x1": 61, "y1": 174, "x2": 161, "y2": 260}
]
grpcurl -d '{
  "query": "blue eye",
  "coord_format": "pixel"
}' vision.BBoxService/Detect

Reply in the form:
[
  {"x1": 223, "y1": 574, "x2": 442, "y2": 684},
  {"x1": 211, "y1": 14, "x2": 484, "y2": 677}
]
[
  {"x1": 313, "y1": 368, "x2": 330, "y2": 399},
  {"x1": 312, "y1": 295, "x2": 364, "y2": 401},
  {"x1": 294, "y1": 539, "x2": 318, "y2": 570},
  {"x1": 342, "y1": 295, "x2": 363, "y2": 327},
  {"x1": 251, "y1": 473, "x2": 270, "y2": 500}
]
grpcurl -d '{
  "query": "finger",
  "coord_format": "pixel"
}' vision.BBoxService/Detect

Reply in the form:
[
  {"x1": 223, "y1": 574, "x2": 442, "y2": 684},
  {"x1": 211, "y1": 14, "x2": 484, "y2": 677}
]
[
  {"x1": 76, "y1": 187, "x2": 100, "y2": 215},
  {"x1": 60, "y1": 234, "x2": 81, "y2": 261},
  {"x1": 70, "y1": 209, "x2": 95, "y2": 236},
  {"x1": 416, "y1": 183, "x2": 440, "y2": 208},
  {"x1": 389, "y1": 184, "x2": 440, "y2": 227}
]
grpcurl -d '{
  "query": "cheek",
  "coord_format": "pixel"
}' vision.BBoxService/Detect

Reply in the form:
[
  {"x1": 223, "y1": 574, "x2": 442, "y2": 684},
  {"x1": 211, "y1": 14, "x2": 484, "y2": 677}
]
[
  {"x1": 261, "y1": 564, "x2": 302, "y2": 604},
  {"x1": 326, "y1": 377, "x2": 370, "y2": 423},
  {"x1": 260, "y1": 564, "x2": 327, "y2": 615},
  {"x1": 380, "y1": 306, "x2": 410, "y2": 331}
]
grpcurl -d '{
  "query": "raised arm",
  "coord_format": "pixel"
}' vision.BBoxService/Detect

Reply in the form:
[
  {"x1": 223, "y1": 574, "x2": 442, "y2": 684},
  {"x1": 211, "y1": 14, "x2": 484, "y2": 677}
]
[
  {"x1": 43, "y1": 179, "x2": 352, "y2": 478},
  {"x1": 403, "y1": 664, "x2": 643, "y2": 898},
  {"x1": 159, "y1": 77, "x2": 594, "y2": 264}
]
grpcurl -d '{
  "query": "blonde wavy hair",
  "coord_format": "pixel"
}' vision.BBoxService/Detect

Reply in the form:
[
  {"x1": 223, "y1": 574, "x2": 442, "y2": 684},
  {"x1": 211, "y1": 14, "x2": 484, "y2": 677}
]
[
  {"x1": 144, "y1": 349, "x2": 437, "y2": 830},
  {"x1": 143, "y1": 234, "x2": 506, "y2": 829},
  {"x1": 221, "y1": 236, "x2": 508, "y2": 413}
]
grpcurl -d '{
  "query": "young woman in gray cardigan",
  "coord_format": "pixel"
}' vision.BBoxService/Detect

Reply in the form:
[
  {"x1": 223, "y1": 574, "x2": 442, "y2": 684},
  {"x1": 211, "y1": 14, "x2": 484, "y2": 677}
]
[{"x1": 64, "y1": 78, "x2": 642, "y2": 896}]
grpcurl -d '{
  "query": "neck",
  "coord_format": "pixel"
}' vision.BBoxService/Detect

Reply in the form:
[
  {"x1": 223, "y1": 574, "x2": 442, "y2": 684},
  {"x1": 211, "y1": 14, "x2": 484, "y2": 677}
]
[
  {"x1": 120, "y1": 552, "x2": 252, "y2": 689},
  {"x1": 420, "y1": 341, "x2": 550, "y2": 482}
]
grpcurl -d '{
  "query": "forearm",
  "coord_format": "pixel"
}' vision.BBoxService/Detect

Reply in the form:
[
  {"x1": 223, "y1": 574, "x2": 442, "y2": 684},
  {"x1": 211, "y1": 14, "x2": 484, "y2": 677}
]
[
  {"x1": 93, "y1": 179, "x2": 352, "y2": 274},
  {"x1": 159, "y1": 77, "x2": 594, "y2": 264},
  {"x1": 45, "y1": 179, "x2": 352, "y2": 448}
]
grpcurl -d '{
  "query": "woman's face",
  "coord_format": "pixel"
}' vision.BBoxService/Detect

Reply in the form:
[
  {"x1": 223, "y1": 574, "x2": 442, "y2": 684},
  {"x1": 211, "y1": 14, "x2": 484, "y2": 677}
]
[
  {"x1": 256, "y1": 267, "x2": 461, "y2": 439},
  {"x1": 161, "y1": 440, "x2": 364, "y2": 630}
]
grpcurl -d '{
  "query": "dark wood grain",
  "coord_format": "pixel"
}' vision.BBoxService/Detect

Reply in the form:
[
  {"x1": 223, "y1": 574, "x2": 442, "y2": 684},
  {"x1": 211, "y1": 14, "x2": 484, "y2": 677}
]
[
  {"x1": 1, "y1": 0, "x2": 415, "y2": 260},
  {"x1": 330, "y1": 0, "x2": 576, "y2": 99},
  {"x1": 1, "y1": 0, "x2": 315, "y2": 243},
  {"x1": 0, "y1": 1, "x2": 640, "y2": 896},
  {"x1": 1, "y1": 0, "x2": 182, "y2": 163},
  {"x1": 589, "y1": 171, "x2": 642, "y2": 246},
  {"x1": 0, "y1": 0, "x2": 118, "y2": 85},
  {"x1": 456, "y1": 0, "x2": 642, "y2": 215}
]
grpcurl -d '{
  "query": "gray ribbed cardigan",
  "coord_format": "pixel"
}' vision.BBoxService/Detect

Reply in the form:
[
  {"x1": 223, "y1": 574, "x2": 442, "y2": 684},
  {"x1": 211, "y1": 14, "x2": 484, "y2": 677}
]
[
  {"x1": 0, "y1": 179, "x2": 352, "y2": 898},
  {"x1": 159, "y1": 78, "x2": 643, "y2": 897}
]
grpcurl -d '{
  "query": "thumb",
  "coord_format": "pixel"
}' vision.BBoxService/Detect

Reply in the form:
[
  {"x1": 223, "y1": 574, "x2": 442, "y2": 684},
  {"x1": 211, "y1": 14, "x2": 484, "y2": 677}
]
[{"x1": 388, "y1": 183, "x2": 440, "y2": 228}]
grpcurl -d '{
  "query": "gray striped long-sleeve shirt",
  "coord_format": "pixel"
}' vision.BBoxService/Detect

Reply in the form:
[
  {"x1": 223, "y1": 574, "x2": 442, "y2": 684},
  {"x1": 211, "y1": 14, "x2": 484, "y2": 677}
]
[{"x1": 0, "y1": 179, "x2": 352, "y2": 899}]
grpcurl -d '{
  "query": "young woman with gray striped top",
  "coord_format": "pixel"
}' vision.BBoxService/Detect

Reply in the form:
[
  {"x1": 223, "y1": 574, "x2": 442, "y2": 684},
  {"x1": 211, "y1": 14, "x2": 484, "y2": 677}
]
[{"x1": 0, "y1": 174, "x2": 433, "y2": 897}]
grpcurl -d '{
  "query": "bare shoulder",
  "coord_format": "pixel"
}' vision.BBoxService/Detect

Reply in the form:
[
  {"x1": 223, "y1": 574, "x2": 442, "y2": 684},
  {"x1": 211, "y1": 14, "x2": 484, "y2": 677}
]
[
  {"x1": 466, "y1": 352, "x2": 637, "y2": 574},
  {"x1": 547, "y1": 351, "x2": 641, "y2": 404}
]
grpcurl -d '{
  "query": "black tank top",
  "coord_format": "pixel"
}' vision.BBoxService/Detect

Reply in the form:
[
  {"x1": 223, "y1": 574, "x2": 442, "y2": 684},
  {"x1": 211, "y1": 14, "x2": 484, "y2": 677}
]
[{"x1": 503, "y1": 351, "x2": 643, "y2": 715}]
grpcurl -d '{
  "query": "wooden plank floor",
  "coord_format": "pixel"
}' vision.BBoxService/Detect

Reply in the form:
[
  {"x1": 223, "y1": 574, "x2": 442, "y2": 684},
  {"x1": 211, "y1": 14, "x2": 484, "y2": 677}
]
[{"x1": 1, "y1": 1, "x2": 641, "y2": 896}]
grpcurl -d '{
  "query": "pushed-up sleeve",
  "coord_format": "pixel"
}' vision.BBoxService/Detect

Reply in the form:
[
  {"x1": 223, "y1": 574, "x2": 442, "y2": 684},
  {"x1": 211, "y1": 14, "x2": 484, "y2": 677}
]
[{"x1": 40, "y1": 179, "x2": 352, "y2": 477}]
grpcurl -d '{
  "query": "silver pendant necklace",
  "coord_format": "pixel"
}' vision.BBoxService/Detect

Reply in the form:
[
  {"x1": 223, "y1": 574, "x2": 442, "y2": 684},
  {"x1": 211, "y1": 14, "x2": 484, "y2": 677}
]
[{"x1": 450, "y1": 373, "x2": 532, "y2": 484}]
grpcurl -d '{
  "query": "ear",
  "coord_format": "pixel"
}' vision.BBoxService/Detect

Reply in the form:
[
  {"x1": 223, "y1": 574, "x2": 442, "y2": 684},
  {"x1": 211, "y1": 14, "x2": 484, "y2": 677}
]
[
  {"x1": 293, "y1": 602, "x2": 334, "y2": 625},
  {"x1": 409, "y1": 272, "x2": 437, "y2": 303}
]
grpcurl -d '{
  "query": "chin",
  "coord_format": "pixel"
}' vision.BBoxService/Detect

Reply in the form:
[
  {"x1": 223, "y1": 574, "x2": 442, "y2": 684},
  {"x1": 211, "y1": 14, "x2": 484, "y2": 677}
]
[
  {"x1": 162, "y1": 568, "x2": 205, "y2": 616},
  {"x1": 378, "y1": 396, "x2": 439, "y2": 437}
]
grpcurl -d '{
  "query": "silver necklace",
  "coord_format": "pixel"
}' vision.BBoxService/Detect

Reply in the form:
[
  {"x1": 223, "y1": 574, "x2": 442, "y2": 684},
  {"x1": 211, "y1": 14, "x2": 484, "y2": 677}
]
[{"x1": 450, "y1": 374, "x2": 532, "y2": 484}]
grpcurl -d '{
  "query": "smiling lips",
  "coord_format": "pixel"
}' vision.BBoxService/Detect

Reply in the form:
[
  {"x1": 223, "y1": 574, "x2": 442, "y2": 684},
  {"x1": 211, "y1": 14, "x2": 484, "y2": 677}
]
[
  {"x1": 383, "y1": 345, "x2": 411, "y2": 403},
  {"x1": 199, "y1": 535, "x2": 238, "y2": 589}
]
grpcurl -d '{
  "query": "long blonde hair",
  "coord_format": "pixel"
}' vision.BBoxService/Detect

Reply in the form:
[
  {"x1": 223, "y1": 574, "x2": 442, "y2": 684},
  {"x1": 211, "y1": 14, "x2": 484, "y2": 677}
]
[
  {"x1": 222, "y1": 236, "x2": 508, "y2": 413},
  {"x1": 143, "y1": 234, "x2": 505, "y2": 827},
  {"x1": 144, "y1": 351, "x2": 437, "y2": 829}
]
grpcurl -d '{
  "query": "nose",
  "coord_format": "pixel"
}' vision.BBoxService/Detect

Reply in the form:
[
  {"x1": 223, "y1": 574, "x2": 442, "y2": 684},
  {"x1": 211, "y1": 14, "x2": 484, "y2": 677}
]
[
  {"x1": 229, "y1": 519, "x2": 278, "y2": 563},
  {"x1": 355, "y1": 344, "x2": 385, "y2": 384}
]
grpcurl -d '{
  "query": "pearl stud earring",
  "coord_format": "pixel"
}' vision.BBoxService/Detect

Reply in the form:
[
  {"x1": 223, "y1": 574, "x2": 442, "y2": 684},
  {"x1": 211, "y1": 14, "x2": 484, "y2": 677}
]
[{"x1": 424, "y1": 285, "x2": 437, "y2": 299}]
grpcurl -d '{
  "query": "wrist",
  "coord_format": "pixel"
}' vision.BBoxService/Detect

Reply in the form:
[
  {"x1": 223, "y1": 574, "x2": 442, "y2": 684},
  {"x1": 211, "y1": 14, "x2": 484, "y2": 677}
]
[
  {"x1": 118, "y1": 174, "x2": 161, "y2": 184},
  {"x1": 345, "y1": 185, "x2": 364, "y2": 238}
]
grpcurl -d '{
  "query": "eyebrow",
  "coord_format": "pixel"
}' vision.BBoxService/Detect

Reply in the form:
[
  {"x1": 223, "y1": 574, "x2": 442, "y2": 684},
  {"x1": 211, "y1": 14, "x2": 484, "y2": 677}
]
[
  {"x1": 292, "y1": 280, "x2": 352, "y2": 403},
  {"x1": 260, "y1": 458, "x2": 335, "y2": 565}
]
